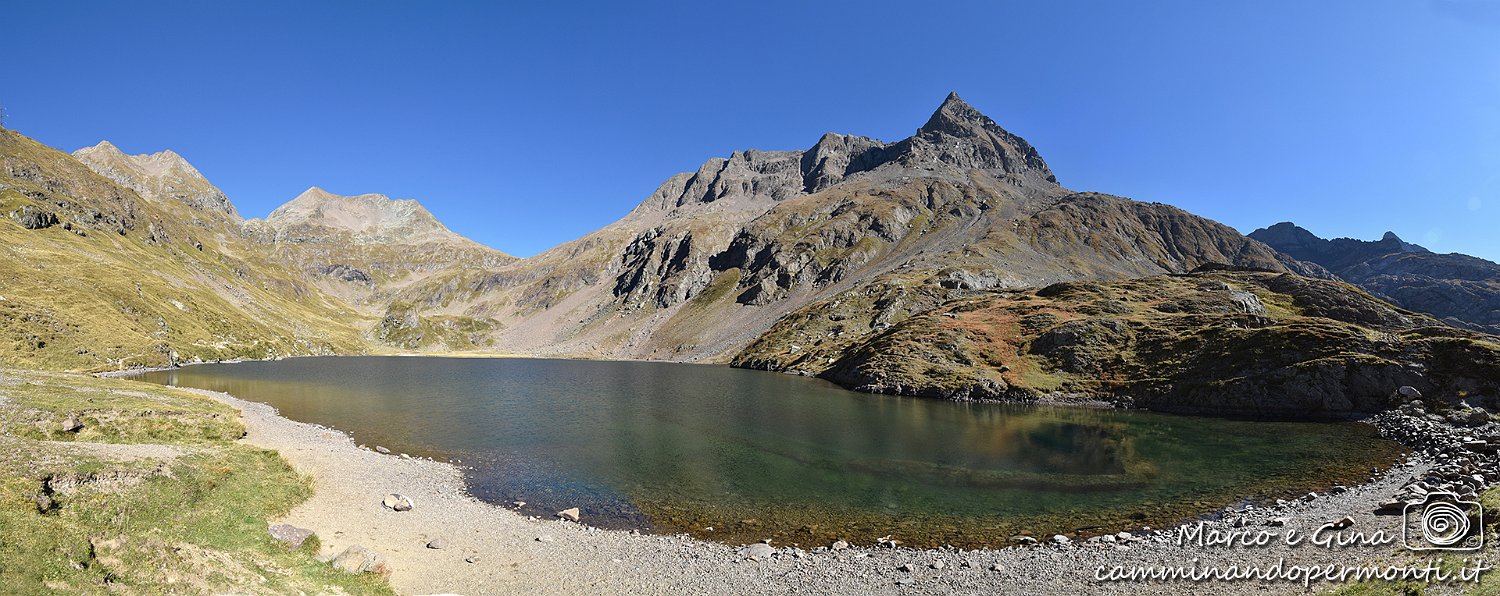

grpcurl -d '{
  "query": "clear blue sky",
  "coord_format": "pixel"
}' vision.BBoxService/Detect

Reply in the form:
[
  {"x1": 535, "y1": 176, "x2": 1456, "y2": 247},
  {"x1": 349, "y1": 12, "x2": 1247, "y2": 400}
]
[{"x1": 5, "y1": 1, "x2": 1498, "y2": 259}]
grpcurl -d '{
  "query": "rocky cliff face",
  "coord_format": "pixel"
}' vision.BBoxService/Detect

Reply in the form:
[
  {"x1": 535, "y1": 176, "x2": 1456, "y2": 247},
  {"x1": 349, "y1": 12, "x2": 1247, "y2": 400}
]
[{"x1": 1250, "y1": 223, "x2": 1500, "y2": 334}]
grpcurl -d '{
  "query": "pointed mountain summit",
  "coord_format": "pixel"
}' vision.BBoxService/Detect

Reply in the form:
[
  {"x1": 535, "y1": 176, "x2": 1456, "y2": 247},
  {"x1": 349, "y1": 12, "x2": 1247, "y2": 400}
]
[
  {"x1": 73, "y1": 140, "x2": 239, "y2": 219},
  {"x1": 631, "y1": 92, "x2": 1060, "y2": 216},
  {"x1": 919, "y1": 91, "x2": 1008, "y2": 137},
  {"x1": 1377, "y1": 231, "x2": 1426, "y2": 253},
  {"x1": 896, "y1": 92, "x2": 1056, "y2": 182}
]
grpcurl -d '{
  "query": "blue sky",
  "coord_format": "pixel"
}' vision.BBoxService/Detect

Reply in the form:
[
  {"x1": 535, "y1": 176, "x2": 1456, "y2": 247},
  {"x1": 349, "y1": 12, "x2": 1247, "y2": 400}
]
[{"x1": 5, "y1": 1, "x2": 1498, "y2": 259}]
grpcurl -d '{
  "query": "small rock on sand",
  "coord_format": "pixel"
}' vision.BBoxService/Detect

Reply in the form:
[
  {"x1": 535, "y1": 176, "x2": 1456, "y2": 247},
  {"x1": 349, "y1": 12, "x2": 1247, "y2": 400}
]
[
  {"x1": 427, "y1": 538, "x2": 449, "y2": 549},
  {"x1": 374, "y1": 446, "x2": 391, "y2": 454},
  {"x1": 1375, "y1": 500, "x2": 1407, "y2": 515},
  {"x1": 331, "y1": 545, "x2": 388, "y2": 576},
  {"x1": 831, "y1": 540, "x2": 849, "y2": 550},
  {"x1": 738, "y1": 543, "x2": 774, "y2": 559},
  {"x1": 382, "y1": 493, "x2": 414, "y2": 512},
  {"x1": 556, "y1": 507, "x2": 581, "y2": 522}
]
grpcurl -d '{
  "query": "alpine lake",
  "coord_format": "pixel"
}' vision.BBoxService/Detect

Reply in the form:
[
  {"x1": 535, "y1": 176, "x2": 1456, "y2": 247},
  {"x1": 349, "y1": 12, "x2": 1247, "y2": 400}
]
[{"x1": 134, "y1": 356, "x2": 1404, "y2": 549}]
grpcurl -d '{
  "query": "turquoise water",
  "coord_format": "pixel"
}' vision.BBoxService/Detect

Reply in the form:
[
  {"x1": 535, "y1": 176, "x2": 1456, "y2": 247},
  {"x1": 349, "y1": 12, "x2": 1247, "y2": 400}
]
[{"x1": 135, "y1": 356, "x2": 1402, "y2": 547}]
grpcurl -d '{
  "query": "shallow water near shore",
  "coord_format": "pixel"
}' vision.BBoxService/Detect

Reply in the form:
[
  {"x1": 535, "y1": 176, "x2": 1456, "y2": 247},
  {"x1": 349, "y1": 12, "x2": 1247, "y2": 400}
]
[{"x1": 134, "y1": 356, "x2": 1403, "y2": 548}]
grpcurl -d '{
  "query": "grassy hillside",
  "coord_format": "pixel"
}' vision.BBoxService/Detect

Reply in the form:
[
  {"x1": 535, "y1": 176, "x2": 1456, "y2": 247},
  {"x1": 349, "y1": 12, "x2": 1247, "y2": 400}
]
[
  {"x1": 0, "y1": 369, "x2": 392, "y2": 594},
  {"x1": 0, "y1": 128, "x2": 369, "y2": 371}
]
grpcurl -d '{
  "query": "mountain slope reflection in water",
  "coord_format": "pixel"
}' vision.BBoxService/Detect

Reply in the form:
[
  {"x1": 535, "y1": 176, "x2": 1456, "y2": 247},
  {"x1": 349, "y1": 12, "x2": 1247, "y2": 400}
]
[{"x1": 135, "y1": 356, "x2": 1401, "y2": 548}]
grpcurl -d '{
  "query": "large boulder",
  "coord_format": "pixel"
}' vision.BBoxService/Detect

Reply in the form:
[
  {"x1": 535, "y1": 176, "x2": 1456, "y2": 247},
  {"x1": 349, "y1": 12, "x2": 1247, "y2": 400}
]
[
  {"x1": 15, "y1": 205, "x2": 58, "y2": 229},
  {"x1": 268, "y1": 523, "x2": 314, "y2": 549}
]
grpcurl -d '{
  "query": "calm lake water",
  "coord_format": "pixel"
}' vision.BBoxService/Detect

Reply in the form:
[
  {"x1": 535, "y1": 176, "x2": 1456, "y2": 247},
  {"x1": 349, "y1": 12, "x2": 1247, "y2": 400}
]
[{"x1": 134, "y1": 356, "x2": 1402, "y2": 548}]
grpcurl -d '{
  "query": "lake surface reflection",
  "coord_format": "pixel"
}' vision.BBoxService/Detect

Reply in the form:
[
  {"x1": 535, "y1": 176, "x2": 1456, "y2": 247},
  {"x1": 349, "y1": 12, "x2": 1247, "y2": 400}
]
[{"x1": 135, "y1": 356, "x2": 1402, "y2": 547}]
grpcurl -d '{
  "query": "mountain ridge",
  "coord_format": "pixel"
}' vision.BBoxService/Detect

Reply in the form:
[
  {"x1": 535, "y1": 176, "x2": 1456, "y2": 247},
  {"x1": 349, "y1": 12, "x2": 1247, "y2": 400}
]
[
  {"x1": 56, "y1": 94, "x2": 1335, "y2": 363},
  {"x1": 4, "y1": 92, "x2": 1496, "y2": 416},
  {"x1": 387, "y1": 93, "x2": 1320, "y2": 363},
  {"x1": 73, "y1": 140, "x2": 239, "y2": 221},
  {"x1": 1250, "y1": 222, "x2": 1500, "y2": 334}
]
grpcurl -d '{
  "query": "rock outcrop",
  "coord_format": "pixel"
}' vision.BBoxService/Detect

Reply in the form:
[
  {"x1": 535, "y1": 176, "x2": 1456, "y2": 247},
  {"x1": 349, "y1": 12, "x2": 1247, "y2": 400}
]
[{"x1": 738, "y1": 270, "x2": 1500, "y2": 419}]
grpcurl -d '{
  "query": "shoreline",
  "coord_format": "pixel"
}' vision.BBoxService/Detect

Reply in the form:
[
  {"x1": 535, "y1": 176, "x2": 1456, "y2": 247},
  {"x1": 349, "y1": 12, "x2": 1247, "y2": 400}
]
[
  {"x1": 167, "y1": 380, "x2": 1489, "y2": 594},
  {"x1": 94, "y1": 350, "x2": 731, "y2": 380},
  {"x1": 101, "y1": 354, "x2": 1380, "y2": 423}
]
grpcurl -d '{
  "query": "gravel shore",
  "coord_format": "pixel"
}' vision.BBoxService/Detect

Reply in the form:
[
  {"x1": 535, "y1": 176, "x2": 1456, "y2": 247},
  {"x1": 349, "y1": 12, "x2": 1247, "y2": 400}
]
[{"x1": 185, "y1": 386, "x2": 1495, "y2": 595}]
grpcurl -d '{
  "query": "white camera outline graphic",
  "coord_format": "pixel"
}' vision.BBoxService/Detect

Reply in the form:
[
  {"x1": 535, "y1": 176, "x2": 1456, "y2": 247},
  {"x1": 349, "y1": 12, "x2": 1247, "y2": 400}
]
[{"x1": 1402, "y1": 491, "x2": 1484, "y2": 551}]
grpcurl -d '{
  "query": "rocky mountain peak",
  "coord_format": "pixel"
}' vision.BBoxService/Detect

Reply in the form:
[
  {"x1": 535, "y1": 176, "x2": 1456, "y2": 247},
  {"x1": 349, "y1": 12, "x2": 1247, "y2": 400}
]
[
  {"x1": 1249, "y1": 222, "x2": 1322, "y2": 251},
  {"x1": 628, "y1": 93, "x2": 1060, "y2": 218},
  {"x1": 1377, "y1": 231, "x2": 1426, "y2": 253},
  {"x1": 918, "y1": 92, "x2": 992, "y2": 137},
  {"x1": 262, "y1": 187, "x2": 483, "y2": 248},
  {"x1": 79, "y1": 139, "x2": 122, "y2": 155},
  {"x1": 73, "y1": 140, "x2": 239, "y2": 219},
  {"x1": 895, "y1": 92, "x2": 1057, "y2": 183}
]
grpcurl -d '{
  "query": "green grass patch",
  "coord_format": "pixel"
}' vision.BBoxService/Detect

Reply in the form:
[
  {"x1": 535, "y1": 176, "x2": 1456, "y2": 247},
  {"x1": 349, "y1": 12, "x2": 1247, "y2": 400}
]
[{"x1": 0, "y1": 369, "x2": 394, "y2": 594}]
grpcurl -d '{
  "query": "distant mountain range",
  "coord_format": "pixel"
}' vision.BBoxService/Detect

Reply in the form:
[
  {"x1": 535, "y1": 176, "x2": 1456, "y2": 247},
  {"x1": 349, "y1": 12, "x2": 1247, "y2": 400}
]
[
  {"x1": 1250, "y1": 222, "x2": 1500, "y2": 335},
  {"x1": 2, "y1": 93, "x2": 1496, "y2": 417}
]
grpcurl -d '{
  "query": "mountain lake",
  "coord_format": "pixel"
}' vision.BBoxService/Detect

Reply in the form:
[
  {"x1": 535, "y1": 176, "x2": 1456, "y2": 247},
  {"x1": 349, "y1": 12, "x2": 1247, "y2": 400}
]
[{"x1": 134, "y1": 356, "x2": 1404, "y2": 548}]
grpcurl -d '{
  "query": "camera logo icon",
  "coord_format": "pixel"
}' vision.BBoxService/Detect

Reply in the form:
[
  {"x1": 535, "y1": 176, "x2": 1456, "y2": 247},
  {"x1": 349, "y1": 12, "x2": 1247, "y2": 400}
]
[{"x1": 1403, "y1": 491, "x2": 1483, "y2": 551}]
